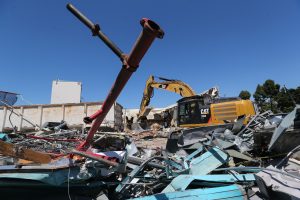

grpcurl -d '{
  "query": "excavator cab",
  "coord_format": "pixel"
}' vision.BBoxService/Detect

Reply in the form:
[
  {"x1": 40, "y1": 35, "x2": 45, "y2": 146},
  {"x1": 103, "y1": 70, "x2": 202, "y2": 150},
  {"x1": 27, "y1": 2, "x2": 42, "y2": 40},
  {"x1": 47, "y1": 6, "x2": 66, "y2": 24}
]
[{"x1": 177, "y1": 96, "x2": 211, "y2": 126}]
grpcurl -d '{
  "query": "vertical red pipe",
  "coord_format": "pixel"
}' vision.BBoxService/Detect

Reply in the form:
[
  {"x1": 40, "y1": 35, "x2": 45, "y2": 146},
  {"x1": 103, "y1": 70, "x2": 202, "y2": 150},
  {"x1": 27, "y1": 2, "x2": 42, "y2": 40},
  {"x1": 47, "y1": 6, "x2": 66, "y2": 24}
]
[{"x1": 78, "y1": 18, "x2": 164, "y2": 150}]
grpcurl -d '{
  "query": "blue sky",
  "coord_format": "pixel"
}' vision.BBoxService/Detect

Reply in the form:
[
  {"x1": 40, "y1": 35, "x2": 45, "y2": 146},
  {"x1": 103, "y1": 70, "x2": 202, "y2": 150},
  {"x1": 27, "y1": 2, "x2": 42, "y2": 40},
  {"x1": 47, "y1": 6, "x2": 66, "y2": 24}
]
[{"x1": 1, "y1": 0, "x2": 300, "y2": 108}]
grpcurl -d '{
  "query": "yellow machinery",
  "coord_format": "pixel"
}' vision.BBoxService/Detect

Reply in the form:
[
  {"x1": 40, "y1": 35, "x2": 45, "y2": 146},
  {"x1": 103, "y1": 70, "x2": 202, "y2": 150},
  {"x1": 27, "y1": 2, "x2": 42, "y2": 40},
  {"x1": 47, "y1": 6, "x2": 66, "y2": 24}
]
[
  {"x1": 138, "y1": 75, "x2": 256, "y2": 127},
  {"x1": 177, "y1": 96, "x2": 256, "y2": 127},
  {"x1": 138, "y1": 75, "x2": 196, "y2": 118}
]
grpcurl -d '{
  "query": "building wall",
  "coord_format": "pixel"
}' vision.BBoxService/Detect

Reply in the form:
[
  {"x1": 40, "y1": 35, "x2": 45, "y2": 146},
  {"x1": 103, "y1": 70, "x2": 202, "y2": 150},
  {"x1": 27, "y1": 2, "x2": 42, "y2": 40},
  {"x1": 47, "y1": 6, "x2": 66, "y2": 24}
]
[
  {"x1": 51, "y1": 80, "x2": 82, "y2": 104},
  {"x1": 0, "y1": 102, "x2": 123, "y2": 132}
]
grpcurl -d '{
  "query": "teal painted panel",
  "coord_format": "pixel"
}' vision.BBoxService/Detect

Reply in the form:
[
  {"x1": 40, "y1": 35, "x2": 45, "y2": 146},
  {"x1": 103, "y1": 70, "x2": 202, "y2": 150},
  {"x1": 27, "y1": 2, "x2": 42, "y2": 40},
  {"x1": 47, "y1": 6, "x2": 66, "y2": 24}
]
[
  {"x1": 162, "y1": 174, "x2": 255, "y2": 193},
  {"x1": 133, "y1": 185, "x2": 245, "y2": 200},
  {"x1": 189, "y1": 147, "x2": 228, "y2": 175},
  {"x1": 0, "y1": 167, "x2": 85, "y2": 186}
]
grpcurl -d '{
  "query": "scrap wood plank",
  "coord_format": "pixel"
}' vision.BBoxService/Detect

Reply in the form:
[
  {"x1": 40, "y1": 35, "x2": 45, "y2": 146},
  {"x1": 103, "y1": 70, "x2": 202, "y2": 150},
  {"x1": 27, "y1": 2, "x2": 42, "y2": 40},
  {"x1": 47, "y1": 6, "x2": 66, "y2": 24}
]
[
  {"x1": 0, "y1": 140, "x2": 51, "y2": 164},
  {"x1": 17, "y1": 159, "x2": 34, "y2": 165}
]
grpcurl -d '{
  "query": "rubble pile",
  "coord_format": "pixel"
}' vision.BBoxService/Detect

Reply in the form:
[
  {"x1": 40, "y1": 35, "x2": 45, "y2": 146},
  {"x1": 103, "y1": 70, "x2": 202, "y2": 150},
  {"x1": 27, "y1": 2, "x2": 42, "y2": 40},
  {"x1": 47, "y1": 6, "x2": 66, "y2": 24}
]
[{"x1": 0, "y1": 106, "x2": 299, "y2": 199}]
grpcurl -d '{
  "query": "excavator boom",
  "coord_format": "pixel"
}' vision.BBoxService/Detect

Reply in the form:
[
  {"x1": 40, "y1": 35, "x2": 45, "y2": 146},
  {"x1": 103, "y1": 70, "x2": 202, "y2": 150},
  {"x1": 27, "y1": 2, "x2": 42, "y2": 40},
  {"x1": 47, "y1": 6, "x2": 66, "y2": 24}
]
[{"x1": 138, "y1": 75, "x2": 196, "y2": 118}]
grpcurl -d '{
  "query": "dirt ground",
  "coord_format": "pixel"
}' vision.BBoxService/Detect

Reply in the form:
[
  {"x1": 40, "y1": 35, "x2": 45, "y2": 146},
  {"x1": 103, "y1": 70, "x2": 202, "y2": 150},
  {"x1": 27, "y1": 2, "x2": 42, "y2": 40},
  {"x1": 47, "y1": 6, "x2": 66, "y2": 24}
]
[{"x1": 133, "y1": 137, "x2": 168, "y2": 149}]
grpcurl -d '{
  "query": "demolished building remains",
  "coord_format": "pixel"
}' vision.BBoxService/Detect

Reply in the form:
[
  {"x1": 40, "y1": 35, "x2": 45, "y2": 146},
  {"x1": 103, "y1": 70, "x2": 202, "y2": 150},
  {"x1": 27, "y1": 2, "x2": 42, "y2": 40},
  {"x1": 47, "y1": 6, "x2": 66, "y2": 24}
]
[{"x1": 0, "y1": 4, "x2": 299, "y2": 200}]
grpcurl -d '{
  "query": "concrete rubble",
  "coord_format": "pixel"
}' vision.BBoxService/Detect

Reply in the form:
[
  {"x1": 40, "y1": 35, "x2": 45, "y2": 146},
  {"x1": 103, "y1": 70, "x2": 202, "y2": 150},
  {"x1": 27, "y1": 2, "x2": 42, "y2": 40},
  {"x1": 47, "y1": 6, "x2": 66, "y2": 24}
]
[
  {"x1": 0, "y1": 105, "x2": 300, "y2": 200},
  {"x1": 1, "y1": 3, "x2": 300, "y2": 200}
]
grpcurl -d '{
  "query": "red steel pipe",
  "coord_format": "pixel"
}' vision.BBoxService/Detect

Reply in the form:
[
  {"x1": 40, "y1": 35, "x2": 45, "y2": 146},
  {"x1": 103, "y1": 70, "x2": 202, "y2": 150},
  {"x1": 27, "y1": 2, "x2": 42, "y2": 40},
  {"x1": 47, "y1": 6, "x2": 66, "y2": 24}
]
[{"x1": 77, "y1": 18, "x2": 164, "y2": 150}]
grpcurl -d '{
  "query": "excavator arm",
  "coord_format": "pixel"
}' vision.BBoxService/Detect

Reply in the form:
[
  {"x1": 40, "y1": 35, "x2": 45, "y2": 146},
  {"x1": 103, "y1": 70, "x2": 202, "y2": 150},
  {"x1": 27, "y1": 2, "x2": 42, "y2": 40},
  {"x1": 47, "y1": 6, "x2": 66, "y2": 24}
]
[{"x1": 138, "y1": 75, "x2": 196, "y2": 118}]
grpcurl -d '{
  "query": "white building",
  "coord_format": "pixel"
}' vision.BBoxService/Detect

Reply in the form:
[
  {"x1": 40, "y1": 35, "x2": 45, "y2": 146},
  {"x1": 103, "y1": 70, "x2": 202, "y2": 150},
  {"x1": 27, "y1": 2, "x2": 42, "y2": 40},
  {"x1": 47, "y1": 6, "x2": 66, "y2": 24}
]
[{"x1": 51, "y1": 80, "x2": 82, "y2": 104}]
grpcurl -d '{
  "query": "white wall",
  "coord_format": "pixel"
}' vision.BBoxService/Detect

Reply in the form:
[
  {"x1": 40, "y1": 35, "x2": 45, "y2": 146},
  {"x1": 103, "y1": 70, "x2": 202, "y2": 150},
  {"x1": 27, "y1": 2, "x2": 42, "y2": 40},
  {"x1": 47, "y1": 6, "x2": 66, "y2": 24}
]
[
  {"x1": 51, "y1": 80, "x2": 82, "y2": 104},
  {"x1": 0, "y1": 102, "x2": 123, "y2": 132}
]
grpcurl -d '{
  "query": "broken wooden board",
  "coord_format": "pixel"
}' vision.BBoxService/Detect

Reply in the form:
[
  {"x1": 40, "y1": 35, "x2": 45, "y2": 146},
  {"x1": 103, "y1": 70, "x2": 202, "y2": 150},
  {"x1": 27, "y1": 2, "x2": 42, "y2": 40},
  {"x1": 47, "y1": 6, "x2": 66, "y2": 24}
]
[{"x1": 0, "y1": 140, "x2": 51, "y2": 164}]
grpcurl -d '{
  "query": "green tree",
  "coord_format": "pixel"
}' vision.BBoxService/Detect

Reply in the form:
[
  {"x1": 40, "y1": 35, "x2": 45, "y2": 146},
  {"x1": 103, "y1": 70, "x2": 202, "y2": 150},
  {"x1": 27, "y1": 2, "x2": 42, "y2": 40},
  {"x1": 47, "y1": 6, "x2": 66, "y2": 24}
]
[
  {"x1": 263, "y1": 80, "x2": 280, "y2": 98},
  {"x1": 239, "y1": 90, "x2": 251, "y2": 100},
  {"x1": 277, "y1": 88, "x2": 294, "y2": 112},
  {"x1": 277, "y1": 86, "x2": 300, "y2": 113},
  {"x1": 253, "y1": 80, "x2": 280, "y2": 113},
  {"x1": 253, "y1": 79, "x2": 300, "y2": 113},
  {"x1": 253, "y1": 84, "x2": 267, "y2": 108},
  {"x1": 293, "y1": 87, "x2": 300, "y2": 103},
  {"x1": 263, "y1": 80, "x2": 280, "y2": 112}
]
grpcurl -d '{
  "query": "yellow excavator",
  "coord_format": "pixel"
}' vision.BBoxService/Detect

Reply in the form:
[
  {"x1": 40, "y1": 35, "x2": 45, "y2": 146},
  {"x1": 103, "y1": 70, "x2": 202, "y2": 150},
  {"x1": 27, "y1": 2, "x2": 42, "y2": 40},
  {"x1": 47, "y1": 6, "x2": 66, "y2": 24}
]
[{"x1": 137, "y1": 75, "x2": 256, "y2": 128}]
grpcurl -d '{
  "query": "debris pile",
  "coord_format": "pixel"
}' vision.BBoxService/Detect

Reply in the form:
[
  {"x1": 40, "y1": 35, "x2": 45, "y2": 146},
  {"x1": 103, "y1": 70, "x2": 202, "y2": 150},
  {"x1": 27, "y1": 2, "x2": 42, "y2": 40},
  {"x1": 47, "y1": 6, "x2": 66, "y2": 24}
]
[{"x1": 0, "y1": 105, "x2": 299, "y2": 199}]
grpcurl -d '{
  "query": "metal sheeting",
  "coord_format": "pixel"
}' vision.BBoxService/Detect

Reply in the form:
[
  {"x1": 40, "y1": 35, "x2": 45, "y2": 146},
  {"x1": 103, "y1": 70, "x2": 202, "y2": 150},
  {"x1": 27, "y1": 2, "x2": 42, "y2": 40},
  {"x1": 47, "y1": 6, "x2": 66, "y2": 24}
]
[
  {"x1": 133, "y1": 185, "x2": 246, "y2": 200},
  {"x1": 269, "y1": 105, "x2": 300, "y2": 150},
  {"x1": 189, "y1": 147, "x2": 228, "y2": 175},
  {"x1": 162, "y1": 174, "x2": 256, "y2": 193},
  {"x1": 0, "y1": 91, "x2": 18, "y2": 106}
]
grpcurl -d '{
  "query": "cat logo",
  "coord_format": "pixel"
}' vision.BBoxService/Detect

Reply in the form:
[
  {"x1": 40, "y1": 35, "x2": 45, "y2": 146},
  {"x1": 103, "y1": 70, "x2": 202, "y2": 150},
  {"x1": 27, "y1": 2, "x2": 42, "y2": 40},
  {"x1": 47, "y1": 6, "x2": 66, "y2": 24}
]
[{"x1": 201, "y1": 108, "x2": 209, "y2": 115}]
